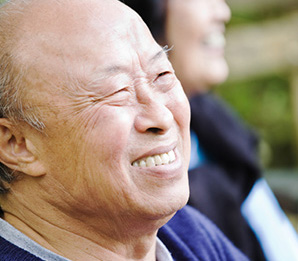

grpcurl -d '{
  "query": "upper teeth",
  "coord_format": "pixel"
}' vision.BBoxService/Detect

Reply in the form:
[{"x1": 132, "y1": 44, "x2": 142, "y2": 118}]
[
  {"x1": 203, "y1": 33, "x2": 226, "y2": 48},
  {"x1": 132, "y1": 150, "x2": 176, "y2": 167}
]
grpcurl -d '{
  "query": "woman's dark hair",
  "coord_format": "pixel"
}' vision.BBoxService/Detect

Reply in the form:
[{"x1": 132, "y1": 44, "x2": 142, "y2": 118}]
[{"x1": 121, "y1": 0, "x2": 168, "y2": 43}]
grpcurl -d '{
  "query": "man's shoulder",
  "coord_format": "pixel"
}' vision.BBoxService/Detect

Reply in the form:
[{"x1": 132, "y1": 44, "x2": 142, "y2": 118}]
[
  {"x1": 0, "y1": 236, "x2": 43, "y2": 261},
  {"x1": 158, "y1": 205, "x2": 249, "y2": 261}
]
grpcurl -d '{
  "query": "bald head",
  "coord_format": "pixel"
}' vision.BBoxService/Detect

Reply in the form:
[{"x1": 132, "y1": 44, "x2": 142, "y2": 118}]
[{"x1": 0, "y1": 0, "x2": 153, "y2": 125}]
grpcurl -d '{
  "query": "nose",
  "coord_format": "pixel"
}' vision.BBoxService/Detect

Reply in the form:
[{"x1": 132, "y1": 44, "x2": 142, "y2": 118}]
[
  {"x1": 134, "y1": 94, "x2": 174, "y2": 135},
  {"x1": 213, "y1": 0, "x2": 231, "y2": 24}
]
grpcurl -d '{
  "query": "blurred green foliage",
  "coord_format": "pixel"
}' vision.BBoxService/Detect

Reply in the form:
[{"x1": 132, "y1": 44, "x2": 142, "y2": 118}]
[
  {"x1": 227, "y1": 0, "x2": 298, "y2": 26},
  {"x1": 218, "y1": 3, "x2": 298, "y2": 170},
  {"x1": 215, "y1": 74, "x2": 296, "y2": 169}
]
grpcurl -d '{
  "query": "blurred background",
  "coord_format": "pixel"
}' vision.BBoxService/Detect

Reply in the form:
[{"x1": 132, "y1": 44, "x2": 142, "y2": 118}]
[{"x1": 218, "y1": 0, "x2": 298, "y2": 228}]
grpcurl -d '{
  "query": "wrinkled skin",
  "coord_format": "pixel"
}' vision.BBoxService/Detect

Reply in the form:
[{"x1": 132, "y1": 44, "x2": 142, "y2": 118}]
[{"x1": 0, "y1": 0, "x2": 190, "y2": 260}]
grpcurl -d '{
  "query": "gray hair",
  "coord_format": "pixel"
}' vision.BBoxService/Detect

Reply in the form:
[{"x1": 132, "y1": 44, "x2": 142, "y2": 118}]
[{"x1": 0, "y1": 0, "x2": 45, "y2": 194}]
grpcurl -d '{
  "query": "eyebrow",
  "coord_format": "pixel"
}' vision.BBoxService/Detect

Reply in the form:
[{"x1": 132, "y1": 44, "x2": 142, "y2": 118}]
[
  {"x1": 84, "y1": 47, "x2": 172, "y2": 89},
  {"x1": 104, "y1": 46, "x2": 171, "y2": 75},
  {"x1": 149, "y1": 45, "x2": 173, "y2": 63}
]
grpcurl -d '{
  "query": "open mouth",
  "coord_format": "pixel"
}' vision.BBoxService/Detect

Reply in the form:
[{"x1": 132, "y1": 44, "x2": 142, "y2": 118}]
[
  {"x1": 132, "y1": 149, "x2": 176, "y2": 168},
  {"x1": 202, "y1": 32, "x2": 226, "y2": 49}
]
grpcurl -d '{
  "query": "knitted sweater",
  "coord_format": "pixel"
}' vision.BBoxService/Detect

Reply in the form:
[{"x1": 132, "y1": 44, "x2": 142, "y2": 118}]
[{"x1": 158, "y1": 205, "x2": 248, "y2": 260}]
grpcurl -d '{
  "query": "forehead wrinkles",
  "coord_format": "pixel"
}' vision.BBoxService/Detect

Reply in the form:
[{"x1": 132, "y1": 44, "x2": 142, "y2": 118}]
[{"x1": 10, "y1": 0, "x2": 159, "y2": 104}]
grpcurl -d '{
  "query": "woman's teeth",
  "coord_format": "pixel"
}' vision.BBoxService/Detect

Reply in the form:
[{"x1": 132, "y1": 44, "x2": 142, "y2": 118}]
[
  {"x1": 203, "y1": 33, "x2": 226, "y2": 48},
  {"x1": 132, "y1": 150, "x2": 176, "y2": 167}
]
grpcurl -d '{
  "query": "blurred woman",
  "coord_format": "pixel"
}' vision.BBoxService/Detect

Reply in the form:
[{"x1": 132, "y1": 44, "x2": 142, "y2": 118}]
[{"x1": 122, "y1": 0, "x2": 298, "y2": 260}]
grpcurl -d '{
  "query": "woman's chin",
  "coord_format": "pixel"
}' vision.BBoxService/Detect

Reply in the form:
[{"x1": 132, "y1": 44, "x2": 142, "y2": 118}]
[{"x1": 204, "y1": 61, "x2": 229, "y2": 87}]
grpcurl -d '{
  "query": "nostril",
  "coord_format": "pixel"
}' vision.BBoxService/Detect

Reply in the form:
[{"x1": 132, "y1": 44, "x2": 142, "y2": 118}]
[
  {"x1": 147, "y1": 127, "x2": 162, "y2": 134},
  {"x1": 134, "y1": 103, "x2": 173, "y2": 134}
]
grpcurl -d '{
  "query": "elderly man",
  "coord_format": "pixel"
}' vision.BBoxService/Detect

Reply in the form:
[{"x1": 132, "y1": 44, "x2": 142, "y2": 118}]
[{"x1": 0, "y1": 0, "x2": 247, "y2": 260}]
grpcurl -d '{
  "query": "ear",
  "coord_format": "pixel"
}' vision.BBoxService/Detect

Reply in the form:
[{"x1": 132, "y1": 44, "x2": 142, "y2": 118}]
[{"x1": 0, "y1": 119, "x2": 46, "y2": 177}]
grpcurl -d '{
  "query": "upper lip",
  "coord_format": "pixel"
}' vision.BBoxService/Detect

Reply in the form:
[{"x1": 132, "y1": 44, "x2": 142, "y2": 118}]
[{"x1": 131, "y1": 142, "x2": 177, "y2": 163}]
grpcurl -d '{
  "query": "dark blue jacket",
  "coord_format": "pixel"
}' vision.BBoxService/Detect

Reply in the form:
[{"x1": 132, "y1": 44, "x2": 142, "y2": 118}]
[
  {"x1": 188, "y1": 93, "x2": 265, "y2": 260},
  {"x1": 158, "y1": 205, "x2": 248, "y2": 260}
]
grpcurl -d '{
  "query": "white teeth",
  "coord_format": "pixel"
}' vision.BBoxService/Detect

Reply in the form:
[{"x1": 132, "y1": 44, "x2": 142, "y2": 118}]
[
  {"x1": 168, "y1": 150, "x2": 175, "y2": 162},
  {"x1": 146, "y1": 157, "x2": 155, "y2": 167},
  {"x1": 132, "y1": 161, "x2": 138, "y2": 167},
  {"x1": 139, "y1": 160, "x2": 146, "y2": 167},
  {"x1": 154, "y1": 155, "x2": 162, "y2": 166},
  {"x1": 132, "y1": 149, "x2": 176, "y2": 168},
  {"x1": 160, "y1": 153, "x2": 170, "y2": 164},
  {"x1": 203, "y1": 33, "x2": 226, "y2": 48}
]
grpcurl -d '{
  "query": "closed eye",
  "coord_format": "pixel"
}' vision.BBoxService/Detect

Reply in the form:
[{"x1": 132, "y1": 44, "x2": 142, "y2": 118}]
[
  {"x1": 106, "y1": 86, "x2": 133, "y2": 106},
  {"x1": 157, "y1": 71, "x2": 170, "y2": 78},
  {"x1": 154, "y1": 70, "x2": 176, "y2": 92},
  {"x1": 113, "y1": 86, "x2": 129, "y2": 94}
]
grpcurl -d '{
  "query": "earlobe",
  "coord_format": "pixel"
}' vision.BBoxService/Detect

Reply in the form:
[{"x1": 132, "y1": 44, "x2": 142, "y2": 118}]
[{"x1": 0, "y1": 119, "x2": 46, "y2": 177}]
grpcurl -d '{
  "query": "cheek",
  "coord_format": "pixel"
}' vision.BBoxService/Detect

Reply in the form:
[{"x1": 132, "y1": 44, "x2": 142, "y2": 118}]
[
  {"x1": 83, "y1": 106, "x2": 134, "y2": 164},
  {"x1": 168, "y1": 86, "x2": 191, "y2": 134},
  {"x1": 179, "y1": 94, "x2": 191, "y2": 155},
  {"x1": 167, "y1": 2, "x2": 206, "y2": 43},
  {"x1": 199, "y1": 58, "x2": 229, "y2": 87},
  {"x1": 69, "y1": 108, "x2": 135, "y2": 198},
  {"x1": 166, "y1": 88, "x2": 191, "y2": 170}
]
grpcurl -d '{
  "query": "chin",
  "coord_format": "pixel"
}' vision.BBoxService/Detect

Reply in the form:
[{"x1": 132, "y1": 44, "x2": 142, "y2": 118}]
[
  {"x1": 206, "y1": 60, "x2": 229, "y2": 86},
  {"x1": 141, "y1": 180, "x2": 190, "y2": 221},
  {"x1": 157, "y1": 182, "x2": 189, "y2": 217}
]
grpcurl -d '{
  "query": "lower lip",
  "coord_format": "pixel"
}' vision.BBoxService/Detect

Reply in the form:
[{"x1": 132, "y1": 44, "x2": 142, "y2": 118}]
[{"x1": 203, "y1": 45, "x2": 225, "y2": 56}]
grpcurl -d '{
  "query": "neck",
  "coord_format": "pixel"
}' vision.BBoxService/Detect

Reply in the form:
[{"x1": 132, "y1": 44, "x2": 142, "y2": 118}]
[
  {"x1": 4, "y1": 211, "x2": 160, "y2": 261},
  {"x1": 1, "y1": 178, "x2": 174, "y2": 260}
]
